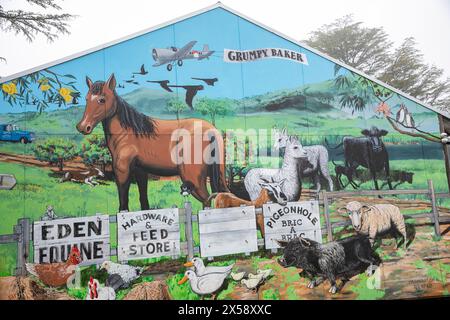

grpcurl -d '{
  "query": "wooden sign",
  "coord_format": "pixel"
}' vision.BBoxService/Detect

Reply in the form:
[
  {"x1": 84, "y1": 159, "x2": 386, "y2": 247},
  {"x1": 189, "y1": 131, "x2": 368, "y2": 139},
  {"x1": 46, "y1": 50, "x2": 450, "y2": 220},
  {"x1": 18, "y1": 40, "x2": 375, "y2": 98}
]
[
  {"x1": 0, "y1": 174, "x2": 17, "y2": 190},
  {"x1": 33, "y1": 215, "x2": 110, "y2": 265},
  {"x1": 198, "y1": 206, "x2": 258, "y2": 258},
  {"x1": 263, "y1": 201, "x2": 322, "y2": 249},
  {"x1": 117, "y1": 208, "x2": 180, "y2": 262}
]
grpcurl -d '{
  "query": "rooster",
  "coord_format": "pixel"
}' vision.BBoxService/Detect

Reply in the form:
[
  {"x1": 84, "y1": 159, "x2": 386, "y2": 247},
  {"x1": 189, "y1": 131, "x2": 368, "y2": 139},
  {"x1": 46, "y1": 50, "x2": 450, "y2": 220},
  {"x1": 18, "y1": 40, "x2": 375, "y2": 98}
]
[
  {"x1": 86, "y1": 277, "x2": 116, "y2": 300},
  {"x1": 25, "y1": 246, "x2": 82, "y2": 287}
]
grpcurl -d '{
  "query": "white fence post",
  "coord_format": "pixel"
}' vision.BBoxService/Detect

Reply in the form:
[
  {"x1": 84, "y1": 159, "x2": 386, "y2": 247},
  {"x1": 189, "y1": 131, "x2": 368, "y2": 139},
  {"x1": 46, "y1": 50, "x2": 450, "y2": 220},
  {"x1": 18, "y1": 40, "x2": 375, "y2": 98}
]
[
  {"x1": 15, "y1": 218, "x2": 31, "y2": 276},
  {"x1": 184, "y1": 201, "x2": 194, "y2": 261},
  {"x1": 427, "y1": 179, "x2": 440, "y2": 237}
]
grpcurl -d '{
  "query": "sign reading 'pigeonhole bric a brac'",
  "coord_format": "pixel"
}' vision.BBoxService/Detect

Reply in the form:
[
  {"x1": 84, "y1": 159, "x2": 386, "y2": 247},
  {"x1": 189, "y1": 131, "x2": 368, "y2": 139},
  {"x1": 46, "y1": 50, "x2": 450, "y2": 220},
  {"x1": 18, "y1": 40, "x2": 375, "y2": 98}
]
[
  {"x1": 117, "y1": 208, "x2": 181, "y2": 262},
  {"x1": 198, "y1": 206, "x2": 258, "y2": 258},
  {"x1": 33, "y1": 215, "x2": 110, "y2": 265},
  {"x1": 263, "y1": 201, "x2": 322, "y2": 249}
]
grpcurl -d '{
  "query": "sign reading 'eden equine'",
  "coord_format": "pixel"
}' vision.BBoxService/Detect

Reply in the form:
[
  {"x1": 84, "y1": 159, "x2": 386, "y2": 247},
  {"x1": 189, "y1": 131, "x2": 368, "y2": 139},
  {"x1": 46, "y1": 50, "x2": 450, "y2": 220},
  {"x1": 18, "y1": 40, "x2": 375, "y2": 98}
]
[
  {"x1": 117, "y1": 208, "x2": 181, "y2": 261},
  {"x1": 33, "y1": 215, "x2": 110, "y2": 265},
  {"x1": 263, "y1": 201, "x2": 322, "y2": 249},
  {"x1": 224, "y1": 48, "x2": 308, "y2": 65}
]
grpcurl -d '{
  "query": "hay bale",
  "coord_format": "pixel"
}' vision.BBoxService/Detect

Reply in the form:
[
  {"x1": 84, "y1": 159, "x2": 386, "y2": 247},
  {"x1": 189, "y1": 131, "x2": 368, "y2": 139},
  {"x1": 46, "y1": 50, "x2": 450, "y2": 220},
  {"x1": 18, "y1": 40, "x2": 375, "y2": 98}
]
[
  {"x1": 0, "y1": 276, "x2": 74, "y2": 300},
  {"x1": 124, "y1": 281, "x2": 171, "y2": 300}
]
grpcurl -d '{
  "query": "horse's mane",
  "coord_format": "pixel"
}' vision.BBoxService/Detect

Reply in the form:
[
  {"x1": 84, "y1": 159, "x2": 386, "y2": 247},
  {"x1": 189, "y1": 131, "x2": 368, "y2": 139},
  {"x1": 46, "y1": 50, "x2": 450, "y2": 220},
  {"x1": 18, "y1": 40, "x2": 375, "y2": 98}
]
[{"x1": 92, "y1": 81, "x2": 157, "y2": 137}]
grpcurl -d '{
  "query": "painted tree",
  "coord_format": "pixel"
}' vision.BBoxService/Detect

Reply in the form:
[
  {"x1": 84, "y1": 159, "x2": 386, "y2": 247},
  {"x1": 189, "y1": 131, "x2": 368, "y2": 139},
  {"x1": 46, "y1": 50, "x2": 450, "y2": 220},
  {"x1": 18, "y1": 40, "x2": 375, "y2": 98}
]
[
  {"x1": 0, "y1": 0, "x2": 73, "y2": 61},
  {"x1": 305, "y1": 15, "x2": 450, "y2": 111},
  {"x1": 334, "y1": 71, "x2": 441, "y2": 143},
  {"x1": 166, "y1": 97, "x2": 188, "y2": 120},
  {"x1": 33, "y1": 137, "x2": 77, "y2": 171},
  {"x1": 195, "y1": 97, "x2": 231, "y2": 126},
  {"x1": 80, "y1": 135, "x2": 112, "y2": 173}
]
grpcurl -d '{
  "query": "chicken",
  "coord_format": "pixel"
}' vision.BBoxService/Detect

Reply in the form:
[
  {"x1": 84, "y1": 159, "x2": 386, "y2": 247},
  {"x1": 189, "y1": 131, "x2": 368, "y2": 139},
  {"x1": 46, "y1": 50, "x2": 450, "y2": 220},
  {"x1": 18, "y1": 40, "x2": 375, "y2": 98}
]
[
  {"x1": 25, "y1": 246, "x2": 82, "y2": 287},
  {"x1": 100, "y1": 261, "x2": 143, "y2": 289},
  {"x1": 86, "y1": 277, "x2": 116, "y2": 300}
]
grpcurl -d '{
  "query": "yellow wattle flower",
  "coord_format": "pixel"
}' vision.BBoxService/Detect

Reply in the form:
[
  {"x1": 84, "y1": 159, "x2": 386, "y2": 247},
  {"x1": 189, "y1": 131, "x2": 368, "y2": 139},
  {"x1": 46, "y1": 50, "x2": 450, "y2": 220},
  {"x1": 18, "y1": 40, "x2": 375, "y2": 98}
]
[
  {"x1": 59, "y1": 87, "x2": 71, "y2": 97},
  {"x1": 40, "y1": 84, "x2": 51, "y2": 91},
  {"x1": 62, "y1": 94, "x2": 72, "y2": 103},
  {"x1": 59, "y1": 87, "x2": 72, "y2": 103},
  {"x1": 2, "y1": 82, "x2": 17, "y2": 95}
]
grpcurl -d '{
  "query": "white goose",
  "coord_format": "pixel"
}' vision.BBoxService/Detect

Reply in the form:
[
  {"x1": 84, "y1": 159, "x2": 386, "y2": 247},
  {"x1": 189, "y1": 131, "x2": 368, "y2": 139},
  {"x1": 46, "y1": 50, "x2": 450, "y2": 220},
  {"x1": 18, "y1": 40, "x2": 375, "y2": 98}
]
[
  {"x1": 184, "y1": 257, "x2": 234, "y2": 277},
  {"x1": 178, "y1": 270, "x2": 228, "y2": 298}
]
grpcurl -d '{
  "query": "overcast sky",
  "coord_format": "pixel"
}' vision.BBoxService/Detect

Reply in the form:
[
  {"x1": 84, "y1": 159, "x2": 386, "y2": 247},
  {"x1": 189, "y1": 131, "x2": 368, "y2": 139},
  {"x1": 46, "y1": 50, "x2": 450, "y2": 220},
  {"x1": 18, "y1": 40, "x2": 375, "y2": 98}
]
[{"x1": 1, "y1": 0, "x2": 449, "y2": 79}]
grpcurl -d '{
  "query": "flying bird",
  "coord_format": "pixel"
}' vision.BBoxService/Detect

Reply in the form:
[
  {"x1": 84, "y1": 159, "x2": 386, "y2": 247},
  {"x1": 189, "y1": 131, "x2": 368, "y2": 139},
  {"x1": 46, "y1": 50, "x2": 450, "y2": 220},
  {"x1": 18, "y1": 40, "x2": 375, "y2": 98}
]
[
  {"x1": 191, "y1": 77, "x2": 218, "y2": 86},
  {"x1": 147, "y1": 80, "x2": 173, "y2": 92},
  {"x1": 133, "y1": 64, "x2": 148, "y2": 75},
  {"x1": 168, "y1": 85, "x2": 204, "y2": 109}
]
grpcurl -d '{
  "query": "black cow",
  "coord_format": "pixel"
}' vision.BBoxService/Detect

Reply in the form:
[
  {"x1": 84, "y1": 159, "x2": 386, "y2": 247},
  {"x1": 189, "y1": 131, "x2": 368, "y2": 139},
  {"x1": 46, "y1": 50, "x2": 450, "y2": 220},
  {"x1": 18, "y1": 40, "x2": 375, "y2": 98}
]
[
  {"x1": 340, "y1": 126, "x2": 392, "y2": 190},
  {"x1": 277, "y1": 235, "x2": 381, "y2": 294}
]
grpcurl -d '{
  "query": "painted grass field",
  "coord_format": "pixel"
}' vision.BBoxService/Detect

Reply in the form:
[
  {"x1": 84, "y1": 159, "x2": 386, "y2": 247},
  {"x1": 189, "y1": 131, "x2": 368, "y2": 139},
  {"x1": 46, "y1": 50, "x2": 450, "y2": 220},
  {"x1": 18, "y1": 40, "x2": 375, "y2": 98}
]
[{"x1": 1, "y1": 154, "x2": 449, "y2": 277}]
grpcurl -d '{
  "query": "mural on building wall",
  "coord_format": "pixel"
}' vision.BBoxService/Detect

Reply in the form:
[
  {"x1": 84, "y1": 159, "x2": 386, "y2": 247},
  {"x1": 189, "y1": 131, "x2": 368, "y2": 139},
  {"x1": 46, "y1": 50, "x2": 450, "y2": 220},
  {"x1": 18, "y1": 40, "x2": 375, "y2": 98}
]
[{"x1": 0, "y1": 6, "x2": 448, "y2": 300}]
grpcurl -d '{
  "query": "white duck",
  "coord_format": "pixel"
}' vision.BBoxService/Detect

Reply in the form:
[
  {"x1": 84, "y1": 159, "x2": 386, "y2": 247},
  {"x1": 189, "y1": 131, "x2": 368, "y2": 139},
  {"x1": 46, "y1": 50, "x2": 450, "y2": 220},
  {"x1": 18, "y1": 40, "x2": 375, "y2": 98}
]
[
  {"x1": 248, "y1": 269, "x2": 273, "y2": 280},
  {"x1": 184, "y1": 257, "x2": 234, "y2": 277},
  {"x1": 178, "y1": 270, "x2": 228, "y2": 299},
  {"x1": 241, "y1": 274, "x2": 265, "y2": 291},
  {"x1": 85, "y1": 277, "x2": 116, "y2": 300}
]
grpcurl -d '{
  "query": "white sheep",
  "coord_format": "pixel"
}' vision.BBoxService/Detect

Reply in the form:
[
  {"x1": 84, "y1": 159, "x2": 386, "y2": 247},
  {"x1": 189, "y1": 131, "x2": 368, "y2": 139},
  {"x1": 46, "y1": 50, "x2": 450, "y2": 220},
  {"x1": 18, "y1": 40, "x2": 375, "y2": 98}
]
[{"x1": 343, "y1": 201, "x2": 407, "y2": 250}]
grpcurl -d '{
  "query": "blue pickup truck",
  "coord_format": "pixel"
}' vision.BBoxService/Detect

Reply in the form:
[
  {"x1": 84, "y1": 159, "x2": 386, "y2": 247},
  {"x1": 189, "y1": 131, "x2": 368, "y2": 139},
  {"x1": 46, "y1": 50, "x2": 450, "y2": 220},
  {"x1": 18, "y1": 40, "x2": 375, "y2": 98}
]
[{"x1": 0, "y1": 124, "x2": 35, "y2": 144}]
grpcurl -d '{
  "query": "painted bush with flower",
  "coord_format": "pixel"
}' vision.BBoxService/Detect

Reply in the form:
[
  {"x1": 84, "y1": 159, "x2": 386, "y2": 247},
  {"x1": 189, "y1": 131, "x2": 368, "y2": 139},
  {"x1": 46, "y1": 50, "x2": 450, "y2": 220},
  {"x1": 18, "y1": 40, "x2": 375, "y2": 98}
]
[{"x1": 1, "y1": 69, "x2": 80, "y2": 112}]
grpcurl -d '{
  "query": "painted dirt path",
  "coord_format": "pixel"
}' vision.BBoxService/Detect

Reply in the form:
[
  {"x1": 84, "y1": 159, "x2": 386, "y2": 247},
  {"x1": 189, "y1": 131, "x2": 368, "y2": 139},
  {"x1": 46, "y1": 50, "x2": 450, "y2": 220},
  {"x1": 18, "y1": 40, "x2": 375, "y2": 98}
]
[{"x1": 224, "y1": 223, "x2": 449, "y2": 300}]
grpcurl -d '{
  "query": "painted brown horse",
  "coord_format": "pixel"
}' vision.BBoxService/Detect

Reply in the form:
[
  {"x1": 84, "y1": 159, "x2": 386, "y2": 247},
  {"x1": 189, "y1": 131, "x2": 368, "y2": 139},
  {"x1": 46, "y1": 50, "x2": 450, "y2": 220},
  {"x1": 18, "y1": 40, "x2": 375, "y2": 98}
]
[{"x1": 76, "y1": 74, "x2": 228, "y2": 211}]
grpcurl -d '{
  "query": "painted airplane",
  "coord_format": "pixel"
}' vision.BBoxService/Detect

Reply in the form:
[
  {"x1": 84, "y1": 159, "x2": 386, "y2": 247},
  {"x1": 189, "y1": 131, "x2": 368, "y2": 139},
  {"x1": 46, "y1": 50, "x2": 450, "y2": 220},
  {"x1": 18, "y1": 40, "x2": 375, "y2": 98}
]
[{"x1": 152, "y1": 40, "x2": 214, "y2": 71}]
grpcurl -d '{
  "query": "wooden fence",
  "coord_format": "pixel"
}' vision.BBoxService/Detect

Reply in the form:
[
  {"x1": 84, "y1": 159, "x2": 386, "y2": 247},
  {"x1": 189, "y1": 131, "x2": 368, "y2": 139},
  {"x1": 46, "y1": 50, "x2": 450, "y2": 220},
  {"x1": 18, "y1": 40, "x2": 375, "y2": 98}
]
[
  {"x1": 318, "y1": 179, "x2": 449, "y2": 242},
  {"x1": 0, "y1": 218, "x2": 31, "y2": 276},
  {"x1": 1, "y1": 179, "x2": 449, "y2": 275}
]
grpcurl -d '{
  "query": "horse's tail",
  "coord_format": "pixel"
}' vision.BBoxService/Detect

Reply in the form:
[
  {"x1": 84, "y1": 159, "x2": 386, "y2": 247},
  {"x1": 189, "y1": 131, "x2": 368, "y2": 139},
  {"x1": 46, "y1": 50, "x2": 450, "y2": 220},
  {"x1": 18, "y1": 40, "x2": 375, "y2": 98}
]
[
  {"x1": 324, "y1": 137, "x2": 344, "y2": 150},
  {"x1": 208, "y1": 133, "x2": 230, "y2": 193}
]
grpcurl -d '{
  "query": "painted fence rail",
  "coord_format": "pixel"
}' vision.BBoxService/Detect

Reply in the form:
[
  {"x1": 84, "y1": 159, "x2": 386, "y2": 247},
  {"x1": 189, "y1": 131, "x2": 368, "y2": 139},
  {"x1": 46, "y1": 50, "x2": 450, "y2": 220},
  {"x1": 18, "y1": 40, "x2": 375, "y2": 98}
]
[
  {"x1": 1, "y1": 179, "x2": 449, "y2": 275},
  {"x1": 198, "y1": 206, "x2": 259, "y2": 258}
]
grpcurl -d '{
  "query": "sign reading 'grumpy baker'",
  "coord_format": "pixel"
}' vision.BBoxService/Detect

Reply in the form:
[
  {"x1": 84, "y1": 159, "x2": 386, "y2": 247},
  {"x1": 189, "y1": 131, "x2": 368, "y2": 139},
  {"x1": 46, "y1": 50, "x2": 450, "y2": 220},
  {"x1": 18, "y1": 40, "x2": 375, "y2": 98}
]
[
  {"x1": 224, "y1": 48, "x2": 308, "y2": 65},
  {"x1": 263, "y1": 200, "x2": 322, "y2": 249}
]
